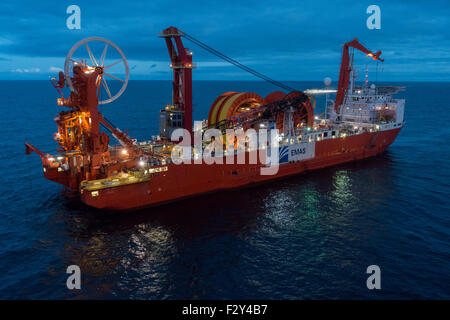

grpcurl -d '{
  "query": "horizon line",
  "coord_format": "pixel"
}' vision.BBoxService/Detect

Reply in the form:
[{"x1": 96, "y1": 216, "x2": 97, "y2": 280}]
[{"x1": 0, "y1": 79, "x2": 449, "y2": 83}]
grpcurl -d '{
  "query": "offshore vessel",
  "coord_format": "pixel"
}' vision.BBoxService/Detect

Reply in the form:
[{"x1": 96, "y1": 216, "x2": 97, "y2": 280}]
[{"x1": 25, "y1": 27, "x2": 405, "y2": 210}]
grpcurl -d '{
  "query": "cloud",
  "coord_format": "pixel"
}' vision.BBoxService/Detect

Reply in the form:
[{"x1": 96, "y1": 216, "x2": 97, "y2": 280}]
[
  {"x1": 49, "y1": 66, "x2": 63, "y2": 72},
  {"x1": 197, "y1": 61, "x2": 232, "y2": 67},
  {"x1": 12, "y1": 68, "x2": 40, "y2": 73}
]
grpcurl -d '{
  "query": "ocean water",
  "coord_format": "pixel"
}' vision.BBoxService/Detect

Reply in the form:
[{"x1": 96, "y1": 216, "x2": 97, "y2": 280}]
[{"x1": 0, "y1": 80, "x2": 449, "y2": 299}]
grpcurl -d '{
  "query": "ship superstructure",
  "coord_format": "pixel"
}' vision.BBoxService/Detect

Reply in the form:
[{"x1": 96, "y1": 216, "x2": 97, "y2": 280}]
[{"x1": 25, "y1": 28, "x2": 405, "y2": 210}]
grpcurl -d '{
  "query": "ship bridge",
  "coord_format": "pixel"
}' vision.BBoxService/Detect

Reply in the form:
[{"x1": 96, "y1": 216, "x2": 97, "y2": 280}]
[{"x1": 338, "y1": 84, "x2": 405, "y2": 125}]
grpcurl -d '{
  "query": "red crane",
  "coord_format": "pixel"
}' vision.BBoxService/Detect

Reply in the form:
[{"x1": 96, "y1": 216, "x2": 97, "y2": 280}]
[
  {"x1": 160, "y1": 27, "x2": 194, "y2": 137},
  {"x1": 335, "y1": 38, "x2": 383, "y2": 111}
]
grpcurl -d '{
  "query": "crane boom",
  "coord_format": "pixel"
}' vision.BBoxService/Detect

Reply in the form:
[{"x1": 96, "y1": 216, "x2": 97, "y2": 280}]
[{"x1": 335, "y1": 38, "x2": 383, "y2": 111}]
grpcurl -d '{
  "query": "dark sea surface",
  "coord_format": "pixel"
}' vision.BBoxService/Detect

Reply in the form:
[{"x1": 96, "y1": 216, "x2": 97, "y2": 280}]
[{"x1": 0, "y1": 80, "x2": 449, "y2": 299}]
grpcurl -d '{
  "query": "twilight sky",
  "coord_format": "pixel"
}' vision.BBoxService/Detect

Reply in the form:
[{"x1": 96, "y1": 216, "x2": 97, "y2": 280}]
[{"x1": 1, "y1": 0, "x2": 449, "y2": 81}]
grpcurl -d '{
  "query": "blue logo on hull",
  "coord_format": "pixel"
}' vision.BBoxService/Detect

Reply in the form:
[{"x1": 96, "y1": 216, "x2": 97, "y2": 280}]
[{"x1": 279, "y1": 146, "x2": 289, "y2": 163}]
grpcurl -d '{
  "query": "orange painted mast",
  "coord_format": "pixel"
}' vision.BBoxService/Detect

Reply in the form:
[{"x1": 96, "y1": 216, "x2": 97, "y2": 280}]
[{"x1": 335, "y1": 38, "x2": 383, "y2": 111}]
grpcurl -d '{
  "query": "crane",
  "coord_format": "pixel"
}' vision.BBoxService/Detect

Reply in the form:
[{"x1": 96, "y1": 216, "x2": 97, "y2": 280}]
[
  {"x1": 159, "y1": 27, "x2": 194, "y2": 137},
  {"x1": 334, "y1": 38, "x2": 383, "y2": 111}
]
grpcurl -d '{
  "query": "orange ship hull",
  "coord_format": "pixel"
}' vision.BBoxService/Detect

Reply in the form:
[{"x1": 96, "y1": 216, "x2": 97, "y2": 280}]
[{"x1": 80, "y1": 127, "x2": 402, "y2": 211}]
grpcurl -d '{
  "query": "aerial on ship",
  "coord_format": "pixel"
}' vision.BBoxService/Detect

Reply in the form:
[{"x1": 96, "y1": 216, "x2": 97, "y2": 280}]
[{"x1": 25, "y1": 26, "x2": 405, "y2": 210}]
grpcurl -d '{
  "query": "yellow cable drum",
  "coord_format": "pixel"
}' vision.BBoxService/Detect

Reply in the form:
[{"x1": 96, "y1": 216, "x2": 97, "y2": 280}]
[
  {"x1": 208, "y1": 91, "x2": 236, "y2": 127},
  {"x1": 208, "y1": 92, "x2": 263, "y2": 126}
]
